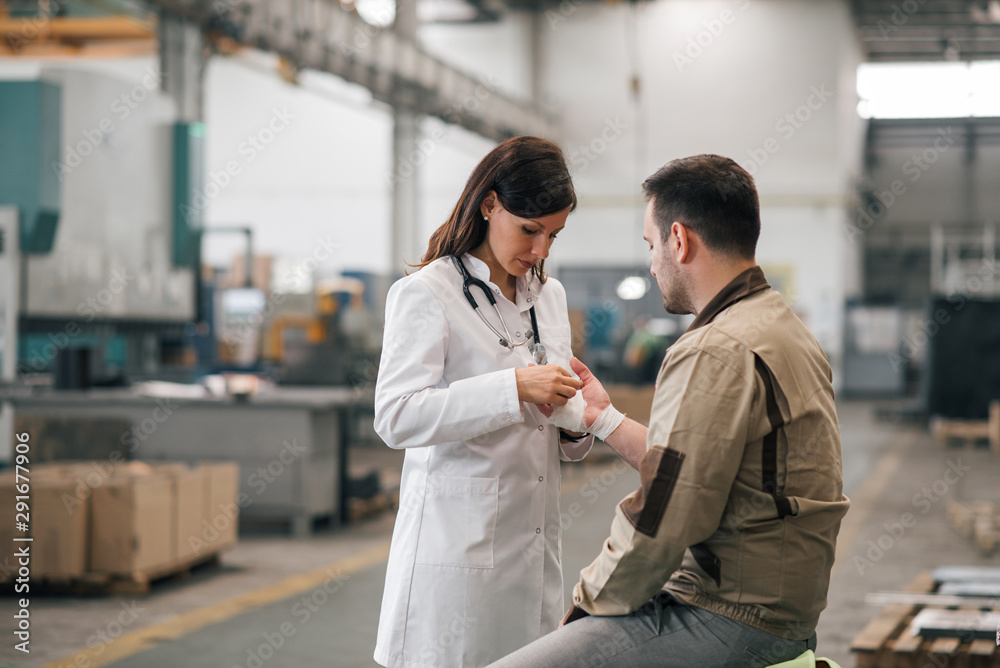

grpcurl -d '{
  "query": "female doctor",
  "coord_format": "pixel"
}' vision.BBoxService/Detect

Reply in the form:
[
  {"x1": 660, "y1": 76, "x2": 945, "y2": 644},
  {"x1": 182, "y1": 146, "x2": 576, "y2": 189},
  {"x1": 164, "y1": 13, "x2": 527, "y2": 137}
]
[{"x1": 373, "y1": 136, "x2": 598, "y2": 668}]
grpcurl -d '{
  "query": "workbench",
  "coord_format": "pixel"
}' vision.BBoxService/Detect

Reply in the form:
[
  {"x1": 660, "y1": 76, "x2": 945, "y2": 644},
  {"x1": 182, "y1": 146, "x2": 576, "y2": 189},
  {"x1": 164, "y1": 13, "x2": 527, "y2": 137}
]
[{"x1": 0, "y1": 386, "x2": 373, "y2": 536}]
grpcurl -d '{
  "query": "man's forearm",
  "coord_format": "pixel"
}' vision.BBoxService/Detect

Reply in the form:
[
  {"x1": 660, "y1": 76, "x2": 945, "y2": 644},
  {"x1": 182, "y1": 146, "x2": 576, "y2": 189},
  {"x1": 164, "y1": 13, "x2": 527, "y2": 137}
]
[{"x1": 603, "y1": 417, "x2": 647, "y2": 469}]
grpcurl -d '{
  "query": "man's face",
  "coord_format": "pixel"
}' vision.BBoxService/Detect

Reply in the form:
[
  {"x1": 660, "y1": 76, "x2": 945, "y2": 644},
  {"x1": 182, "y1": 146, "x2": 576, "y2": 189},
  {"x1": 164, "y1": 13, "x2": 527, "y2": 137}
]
[{"x1": 643, "y1": 200, "x2": 694, "y2": 315}]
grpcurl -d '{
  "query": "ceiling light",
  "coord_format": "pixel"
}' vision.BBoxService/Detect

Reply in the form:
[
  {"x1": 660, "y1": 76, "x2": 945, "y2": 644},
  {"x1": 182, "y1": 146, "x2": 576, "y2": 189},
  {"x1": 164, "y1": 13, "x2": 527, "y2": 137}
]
[
  {"x1": 616, "y1": 276, "x2": 650, "y2": 301},
  {"x1": 355, "y1": 0, "x2": 395, "y2": 27}
]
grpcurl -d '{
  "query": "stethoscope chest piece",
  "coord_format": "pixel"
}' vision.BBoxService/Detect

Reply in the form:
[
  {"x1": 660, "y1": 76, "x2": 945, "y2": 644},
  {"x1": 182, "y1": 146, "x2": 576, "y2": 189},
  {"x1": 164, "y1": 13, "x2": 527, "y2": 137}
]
[{"x1": 529, "y1": 342, "x2": 547, "y2": 365}]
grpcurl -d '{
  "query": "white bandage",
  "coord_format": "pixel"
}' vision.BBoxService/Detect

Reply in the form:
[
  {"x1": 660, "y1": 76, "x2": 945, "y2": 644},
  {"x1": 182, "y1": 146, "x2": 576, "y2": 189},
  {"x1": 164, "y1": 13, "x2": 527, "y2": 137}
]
[
  {"x1": 588, "y1": 404, "x2": 626, "y2": 441},
  {"x1": 547, "y1": 392, "x2": 588, "y2": 433}
]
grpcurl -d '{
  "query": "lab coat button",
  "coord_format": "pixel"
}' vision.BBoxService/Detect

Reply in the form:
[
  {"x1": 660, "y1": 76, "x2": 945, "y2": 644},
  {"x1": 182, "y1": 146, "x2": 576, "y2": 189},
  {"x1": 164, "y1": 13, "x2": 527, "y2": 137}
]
[
  {"x1": 527, "y1": 297, "x2": 533, "y2": 302},
  {"x1": 535, "y1": 528, "x2": 541, "y2": 534},
  {"x1": 516, "y1": 332, "x2": 521, "y2": 338},
  {"x1": 538, "y1": 476, "x2": 544, "y2": 482},
  {"x1": 537, "y1": 425, "x2": 544, "y2": 431}
]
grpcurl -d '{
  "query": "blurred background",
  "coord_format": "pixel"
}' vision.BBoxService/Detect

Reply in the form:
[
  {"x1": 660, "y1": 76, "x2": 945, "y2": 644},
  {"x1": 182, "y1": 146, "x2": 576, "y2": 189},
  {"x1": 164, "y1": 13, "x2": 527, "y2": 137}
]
[{"x1": 1, "y1": 1, "x2": 1000, "y2": 666}]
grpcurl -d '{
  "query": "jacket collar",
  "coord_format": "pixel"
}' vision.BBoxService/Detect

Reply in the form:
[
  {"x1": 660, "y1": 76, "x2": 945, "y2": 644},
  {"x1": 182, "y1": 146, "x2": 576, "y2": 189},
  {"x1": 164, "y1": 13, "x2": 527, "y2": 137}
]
[{"x1": 687, "y1": 266, "x2": 770, "y2": 332}]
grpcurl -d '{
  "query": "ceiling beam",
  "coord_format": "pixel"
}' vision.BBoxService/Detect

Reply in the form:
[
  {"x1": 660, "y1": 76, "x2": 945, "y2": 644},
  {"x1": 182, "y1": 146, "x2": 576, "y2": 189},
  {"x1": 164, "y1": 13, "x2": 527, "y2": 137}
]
[
  {"x1": 0, "y1": 14, "x2": 155, "y2": 40},
  {"x1": 852, "y1": 0, "x2": 1000, "y2": 61},
  {"x1": 146, "y1": 0, "x2": 557, "y2": 142}
]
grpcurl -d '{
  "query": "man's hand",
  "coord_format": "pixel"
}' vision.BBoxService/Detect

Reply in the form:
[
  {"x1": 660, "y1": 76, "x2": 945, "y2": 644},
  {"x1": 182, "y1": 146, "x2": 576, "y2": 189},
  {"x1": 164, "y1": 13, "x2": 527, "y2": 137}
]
[
  {"x1": 515, "y1": 364, "x2": 580, "y2": 406},
  {"x1": 570, "y1": 357, "x2": 611, "y2": 429}
]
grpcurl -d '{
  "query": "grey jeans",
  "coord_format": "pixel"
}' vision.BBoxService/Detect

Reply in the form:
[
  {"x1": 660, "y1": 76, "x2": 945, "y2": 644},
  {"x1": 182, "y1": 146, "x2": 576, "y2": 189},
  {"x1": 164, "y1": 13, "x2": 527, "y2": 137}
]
[{"x1": 487, "y1": 592, "x2": 817, "y2": 668}]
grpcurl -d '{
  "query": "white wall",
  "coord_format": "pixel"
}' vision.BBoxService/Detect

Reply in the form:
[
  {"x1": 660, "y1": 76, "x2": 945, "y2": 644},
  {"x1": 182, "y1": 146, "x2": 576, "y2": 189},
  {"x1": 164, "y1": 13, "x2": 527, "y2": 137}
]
[{"x1": 202, "y1": 55, "x2": 394, "y2": 278}]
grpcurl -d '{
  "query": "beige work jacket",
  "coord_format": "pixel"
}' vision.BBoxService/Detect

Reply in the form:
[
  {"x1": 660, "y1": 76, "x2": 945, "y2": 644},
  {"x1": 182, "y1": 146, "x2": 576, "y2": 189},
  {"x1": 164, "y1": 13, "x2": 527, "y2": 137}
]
[{"x1": 572, "y1": 267, "x2": 850, "y2": 640}]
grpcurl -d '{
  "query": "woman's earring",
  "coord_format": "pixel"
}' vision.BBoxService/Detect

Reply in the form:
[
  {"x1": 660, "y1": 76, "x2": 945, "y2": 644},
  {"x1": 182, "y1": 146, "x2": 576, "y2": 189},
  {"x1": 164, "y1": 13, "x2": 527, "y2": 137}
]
[{"x1": 483, "y1": 215, "x2": 489, "y2": 221}]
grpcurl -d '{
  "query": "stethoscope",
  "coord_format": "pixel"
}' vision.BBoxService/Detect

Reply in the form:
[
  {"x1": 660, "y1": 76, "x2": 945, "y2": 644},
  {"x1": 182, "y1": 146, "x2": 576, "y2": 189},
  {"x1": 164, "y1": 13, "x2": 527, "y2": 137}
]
[{"x1": 454, "y1": 255, "x2": 548, "y2": 364}]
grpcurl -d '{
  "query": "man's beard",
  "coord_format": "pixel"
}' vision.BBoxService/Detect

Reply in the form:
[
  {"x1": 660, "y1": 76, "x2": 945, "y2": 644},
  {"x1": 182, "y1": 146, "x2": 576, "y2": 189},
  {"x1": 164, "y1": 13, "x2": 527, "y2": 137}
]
[{"x1": 661, "y1": 260, "x2": 694, "y2": 315}]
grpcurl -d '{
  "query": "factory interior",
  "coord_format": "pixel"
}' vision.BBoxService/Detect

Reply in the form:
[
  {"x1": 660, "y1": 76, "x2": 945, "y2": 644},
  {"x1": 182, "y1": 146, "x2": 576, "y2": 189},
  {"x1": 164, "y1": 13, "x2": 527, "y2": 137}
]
[{"x1": 2, "y1": 0, "x2": 1000, "y2": 666}]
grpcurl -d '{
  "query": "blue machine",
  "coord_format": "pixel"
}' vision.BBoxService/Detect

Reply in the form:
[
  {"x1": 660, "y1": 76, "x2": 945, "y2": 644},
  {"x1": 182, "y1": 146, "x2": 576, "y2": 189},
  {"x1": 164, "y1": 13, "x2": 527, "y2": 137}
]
[{"x1": 0, "y1": 80, "x2": 62, "y2": 253}]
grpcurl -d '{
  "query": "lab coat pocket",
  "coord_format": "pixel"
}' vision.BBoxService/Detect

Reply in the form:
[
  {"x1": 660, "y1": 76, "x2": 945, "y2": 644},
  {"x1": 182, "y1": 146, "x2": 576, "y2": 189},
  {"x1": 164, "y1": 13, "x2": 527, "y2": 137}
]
[{"x1": 414, "y1": 475, "x2": 499, "y2": 569}]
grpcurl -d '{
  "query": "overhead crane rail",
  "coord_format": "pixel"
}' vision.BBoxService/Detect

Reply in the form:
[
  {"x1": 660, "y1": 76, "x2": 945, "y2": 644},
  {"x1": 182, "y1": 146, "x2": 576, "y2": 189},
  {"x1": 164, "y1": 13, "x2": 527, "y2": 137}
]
[{"x1": 150, "y1": 0, "x2": 557, "y2": 141}]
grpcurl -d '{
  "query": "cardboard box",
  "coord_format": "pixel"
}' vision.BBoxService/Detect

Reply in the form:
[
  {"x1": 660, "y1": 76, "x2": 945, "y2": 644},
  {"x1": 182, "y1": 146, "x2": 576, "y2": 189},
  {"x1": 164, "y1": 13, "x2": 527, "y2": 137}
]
[
  {"x1": 0, "y1": 459, "x2": 236, "y2": 580},
  {"x1": 42, "y1": 460, "x2": 121, "y2": 492},
  {"x1": 198, "y1": 462, "x2": 240, "y2": 553},
  {"x1": 33, "y1": 478, "x2": 89, "y2": 578},
  {"x1": 91, "y1": 473, "x2": 172, "y2": 575},
  {"x1": 149, "y1": 464, "x2": 206, "y2": 563},
  {"x1": 0, "y1": 473, "x2": 21, "y2": 578},
  {"x1": 34, "y1": 462, "x2": 78, "y2": 479},
  {"x1": 175, "y1": 467, "x2": 205, "y2": 562},
  {"x1": 113, "y1": 461, "x2": 164, "y2": 477}
]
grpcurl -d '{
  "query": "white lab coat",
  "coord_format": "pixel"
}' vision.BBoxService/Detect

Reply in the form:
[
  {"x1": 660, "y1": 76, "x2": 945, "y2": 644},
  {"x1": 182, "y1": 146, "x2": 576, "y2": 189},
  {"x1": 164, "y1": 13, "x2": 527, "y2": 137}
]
[{"x1": 373, "y1": 254, "x2": 594, "y2": 668}]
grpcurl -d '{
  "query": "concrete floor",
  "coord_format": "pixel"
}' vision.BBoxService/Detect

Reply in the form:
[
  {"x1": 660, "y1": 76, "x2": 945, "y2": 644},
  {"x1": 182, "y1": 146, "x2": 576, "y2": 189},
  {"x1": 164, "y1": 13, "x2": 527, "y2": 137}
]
[{"x1": 3, "y1": 399, "x2": 999, "y2": 668}]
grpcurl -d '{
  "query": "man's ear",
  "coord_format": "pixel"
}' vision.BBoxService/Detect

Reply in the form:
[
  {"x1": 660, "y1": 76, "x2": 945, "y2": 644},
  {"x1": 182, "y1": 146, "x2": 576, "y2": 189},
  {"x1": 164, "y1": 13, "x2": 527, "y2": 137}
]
[{"x1": 672, "y1": 222, "x2": 692, "y2": 264}]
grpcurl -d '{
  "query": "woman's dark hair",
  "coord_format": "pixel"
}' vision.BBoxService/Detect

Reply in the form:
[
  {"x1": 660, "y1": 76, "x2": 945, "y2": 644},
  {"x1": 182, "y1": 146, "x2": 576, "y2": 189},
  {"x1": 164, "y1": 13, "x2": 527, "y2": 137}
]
[{"x1": 412, "y1": 136, "x2": 576, "y2": 283}]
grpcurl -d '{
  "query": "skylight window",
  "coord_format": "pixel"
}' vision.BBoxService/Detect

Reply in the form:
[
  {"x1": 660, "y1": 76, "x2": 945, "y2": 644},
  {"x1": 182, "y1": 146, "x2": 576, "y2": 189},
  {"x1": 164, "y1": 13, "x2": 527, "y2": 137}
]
[{"x1": 857, "y1": 61, "x2": 1000, "y2": 119}]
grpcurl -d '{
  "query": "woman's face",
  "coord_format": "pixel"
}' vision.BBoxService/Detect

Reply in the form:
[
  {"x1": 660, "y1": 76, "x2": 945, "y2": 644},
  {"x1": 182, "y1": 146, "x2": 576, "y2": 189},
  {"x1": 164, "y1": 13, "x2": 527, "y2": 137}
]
[{"x1": 479, "y1": 194, "x2": 570, "y2": 279}]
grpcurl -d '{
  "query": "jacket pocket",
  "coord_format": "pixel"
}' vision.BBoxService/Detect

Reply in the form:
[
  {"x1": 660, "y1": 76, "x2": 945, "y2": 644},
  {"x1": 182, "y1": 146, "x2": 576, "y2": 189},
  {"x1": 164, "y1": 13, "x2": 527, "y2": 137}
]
[{"x1": 414, "y1": 475, "x2": 499, "y2": 569}]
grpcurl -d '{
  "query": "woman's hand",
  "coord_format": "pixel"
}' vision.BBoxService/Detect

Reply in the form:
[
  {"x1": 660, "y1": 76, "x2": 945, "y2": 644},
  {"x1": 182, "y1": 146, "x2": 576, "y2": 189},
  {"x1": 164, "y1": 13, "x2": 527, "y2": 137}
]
[{"x1": 515, "y1": 365, "x2": 581, "y2": 406}]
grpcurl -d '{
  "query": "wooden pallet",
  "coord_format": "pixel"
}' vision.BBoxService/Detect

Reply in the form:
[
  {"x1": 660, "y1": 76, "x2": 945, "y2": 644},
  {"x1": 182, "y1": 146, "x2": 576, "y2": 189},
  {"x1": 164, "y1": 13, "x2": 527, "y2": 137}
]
[
  {"x1": 932, "y1": 418, "x2": 991, "y2": 447},
  {"x1": 851, "y1": 571, "x2": 1000, "y2": 667},
  {"x1": 0, "y1": 552, "x2": 222, "y2": 596},
  {"x1": 948, "y1": 501, "x2": 1000, "y2": 557},
  {"x1": 930, "y1": 402, "x2": 1000, "y2": 455}
]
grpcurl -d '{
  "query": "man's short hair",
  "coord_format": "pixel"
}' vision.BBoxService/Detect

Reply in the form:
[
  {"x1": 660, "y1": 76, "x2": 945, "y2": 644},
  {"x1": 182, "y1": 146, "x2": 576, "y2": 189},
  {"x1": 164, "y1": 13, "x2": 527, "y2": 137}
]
[{"x1": 642, "y1": 155, "x2": 760, "y2": 260}]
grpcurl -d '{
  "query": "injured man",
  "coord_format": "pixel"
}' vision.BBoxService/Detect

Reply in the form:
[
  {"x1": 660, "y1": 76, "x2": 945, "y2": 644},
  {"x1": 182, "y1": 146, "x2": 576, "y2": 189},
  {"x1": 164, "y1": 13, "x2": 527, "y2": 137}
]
[{"x1": 493, "y1": 154, "x2": 850, "y2": 668}]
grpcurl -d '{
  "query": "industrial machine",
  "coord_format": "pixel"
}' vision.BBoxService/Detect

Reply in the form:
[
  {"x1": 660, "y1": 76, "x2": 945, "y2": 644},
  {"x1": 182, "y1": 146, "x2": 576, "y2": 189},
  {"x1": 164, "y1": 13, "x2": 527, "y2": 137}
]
[{"x1": 0, "y1": 69, "x2": 197, "y2": 387}]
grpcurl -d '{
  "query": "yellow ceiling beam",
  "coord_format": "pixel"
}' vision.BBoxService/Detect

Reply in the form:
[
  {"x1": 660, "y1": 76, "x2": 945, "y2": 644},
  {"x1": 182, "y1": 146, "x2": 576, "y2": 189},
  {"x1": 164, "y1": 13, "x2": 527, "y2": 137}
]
[{"x1": 0, "y1": 14, "x2": 156, "y2": 43}]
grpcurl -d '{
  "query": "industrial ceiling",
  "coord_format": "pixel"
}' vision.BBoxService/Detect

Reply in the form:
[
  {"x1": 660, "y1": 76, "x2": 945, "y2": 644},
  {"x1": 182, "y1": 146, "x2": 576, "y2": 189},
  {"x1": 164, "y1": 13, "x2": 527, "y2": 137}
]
[
  {"x1": 6, "y1": 1, "x2": 1000, "y2": 62},
  {"x1": 852, "y1": 0, "x2": 1000, "y2": 61}
]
